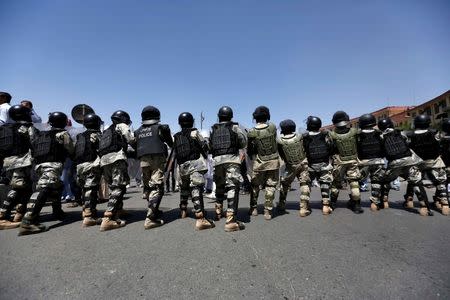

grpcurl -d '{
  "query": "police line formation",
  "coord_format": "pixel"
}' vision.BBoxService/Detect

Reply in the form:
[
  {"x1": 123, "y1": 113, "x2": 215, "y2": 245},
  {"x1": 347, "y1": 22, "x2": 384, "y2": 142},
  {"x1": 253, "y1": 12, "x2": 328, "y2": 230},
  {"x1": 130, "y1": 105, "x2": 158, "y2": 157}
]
[{"x1": 0, "y1": 104, "x2": 449, "y2": 236}]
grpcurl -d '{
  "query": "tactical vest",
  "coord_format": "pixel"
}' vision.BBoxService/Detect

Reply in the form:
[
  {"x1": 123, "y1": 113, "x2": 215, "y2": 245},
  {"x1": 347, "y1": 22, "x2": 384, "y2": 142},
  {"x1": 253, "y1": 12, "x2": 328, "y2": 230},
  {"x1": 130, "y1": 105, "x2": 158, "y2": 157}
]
[
  {"x1": 135, "y1": 124, "x2": 167, "y2": 158},
  {"x1": 304, "y1": 132, "x2": 331, "y2": 164},
  {"x1": 250, "y1": 123, "x2": 278, "y2": 161},
  {"x1": 440, "y1": 136, "x2": 450, "y2": 166},
  {"x1": 279, "y1": 134, "x2": 306, "y2": 165},
  {"x1": 330, "y1": 128, "x2": 358, "y2": 161},
  {"x1": 357, "y1": 130, "x2": 383, "y2": 160},
  {"x1": 409, "y1": 130, "x2": 440, "y2": 160},
  {"x1": 98, "y1": 125, "x2": 127, "y2": 157},
  {"x1": 0, "y1": 123, "x2": 30, "y2": 158},
  {"x1": 31, "y1": 129, "x2": 67, "y2": 164},
  {"x1": 210, "y1": 122, "x2": 239, "y2": 157},
  {"x1": 382, "y1": 130, "x2": 411, "y2": 161},
  {"x1": 174, "y1": 128, "x2": 201, "y2": 164},
  {"x1": 75, "y1": 130, "x2": 99, "y2": 164}
]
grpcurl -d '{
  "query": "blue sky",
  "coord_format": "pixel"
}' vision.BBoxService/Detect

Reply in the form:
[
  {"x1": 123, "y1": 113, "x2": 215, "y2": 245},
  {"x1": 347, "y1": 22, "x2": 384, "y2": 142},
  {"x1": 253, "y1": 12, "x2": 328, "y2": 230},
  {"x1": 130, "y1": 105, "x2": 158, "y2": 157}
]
[{"x1": 1, "y1": 0, "x2": 449, "y2": 130}]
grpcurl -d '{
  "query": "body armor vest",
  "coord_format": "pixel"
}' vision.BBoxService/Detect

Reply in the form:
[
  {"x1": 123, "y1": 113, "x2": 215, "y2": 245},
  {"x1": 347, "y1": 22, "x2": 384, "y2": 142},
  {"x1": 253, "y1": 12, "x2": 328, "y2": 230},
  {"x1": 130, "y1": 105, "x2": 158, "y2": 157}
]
[
  {"x1": 410, "y1": 130, "x2": 440, "y2": 160},
  {"x1": 250, "y1": 123, "x2": 278, "y2": 161},
  {"x1": 31, "y1": 129, "x2": 67, "y2": 164},
  {"x1": 174, "y1": 129, "x2": 201, "y2": 164},
  {"x1": 210, "y1": 122, "x2": 239, "y2": 157},
  {"x1": 75, "y1": 130, "x2": 99, "y2": 164},
  {"x1": 357, "y1": 130, "x2": 383, "y2": 160},
  {"x1": 279, "y1": 134, "x2": 306, "y2": 165},
  {"x1": 0, "y1": 123, "x2": 30, "y2": 158},
  {"x1": 304, "y1": 132, "x2": 331, "y2": 164},
  {"x1": 135, "y1": 124, "x2": 167, "y2": 158},
  {"x1": 98, "y1": 125, "x2": 127, "y2": 157},
  {"x1": 440, "y1": 136, "x2": 450, "y2": 166},
  {"x1": 330, "y1": 128, "x2": 358, "y2": 161},
  {"x1": 382, "y1": 130, "x2": 411, "y2": 161}
]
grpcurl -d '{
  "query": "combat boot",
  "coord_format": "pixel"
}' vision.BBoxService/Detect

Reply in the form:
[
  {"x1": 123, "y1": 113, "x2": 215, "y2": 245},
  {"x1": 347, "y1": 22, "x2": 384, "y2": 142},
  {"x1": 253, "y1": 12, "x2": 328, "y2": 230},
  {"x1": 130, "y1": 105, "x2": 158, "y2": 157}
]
[
  {"x1": 0, "y1": 211, "x2": 21, "y2": 230},
  {"x1": 195, "y1": 212, "x2": 215, "y2": 230},
  {"x1": 403, "y1": 195, "x2": 414, "y2": 209},
  {"x1": 224, "y1": 212, "x2": 245, "y2": 232},
  {"x1": 248, "y1": 207, "x2": 258, "y2": 216},
  {"x1": 263, "y1": 208, "x2": 272, "y2": 220},
  {"x1": 370, "y1": 202, "x2": 379, "y2": 211},
  {"x1": 382, "y1": 195, "x2": 389, "y2": 209},
  {"x1": 214, "y1": 203, "x2": 223, "y2": 221},
  {"x1": 82, "y1": 208, "x2": 100, "y2": 227},
  {"x1": 13, "y1": 204, "x2": 25, "y2": 222},
  {"x1": 441, "y1": 204, "x2": 449, "y2": 216},
  {"x1": 144, "y1": 208, "x2": 164, "y2": 229},
  {"x1": 299, "y1": 200, "x2": 311, "y2": 217},
  {"x1": 100, "y1": 212, "x2": 126, "y2": 231},
  {"x1": 418, "y1": 202, "x2": 432, "y2": 216},
  {"x1": 180, "y1": 203, "x2": 188, "y2": 219},
  {"x1": 18, "y1": 217, "x2": 47, "y2": 236},
  {"x1": 347, "y1": 200, "x2": 363, "y2": 214}
]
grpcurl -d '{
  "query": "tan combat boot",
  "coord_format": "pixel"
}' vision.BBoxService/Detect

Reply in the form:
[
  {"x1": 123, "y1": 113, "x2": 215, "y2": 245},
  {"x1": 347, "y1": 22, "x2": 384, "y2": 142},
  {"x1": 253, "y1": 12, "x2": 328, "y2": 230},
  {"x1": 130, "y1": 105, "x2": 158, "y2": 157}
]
[
  {"x1": 82, "y1": 208, "x2": 99, "y2": 227},
  {"x1": 100, "y1": 212, "x2": 126, "y2": 231},
  {"x1": 263, "y1": 208, "x2": 272, "y2": 220},
  {"x1": 403, "y1": 195, "x2": 414, "y2": 209},
  {"x1": 418, "y1": 202, "x2": 430, "y2": 216},
  {"x1": 215, "y1": 203, "x2": 223, "y2": 221},
  {"x1": 442, "y1": 205, "x2": 449, "y2": 216},
  {"x1": 144, "y1": 218, "x2": 164, "y2": 229},
  {"x1": 370, "y1": 202, "x2": 379, "y2": 212},
  {"x1": 248, "y1": 207, "x2": 258, "y2": 216},
  {"x1": 180, "y1": 203, "x2": 188, "y2": 219},
  {"x1": 195, "y1": 212, "x2": 215, "y2": 230},
  {"x1": 322, "y1": 199, "x2": 332, "y2": 215},
  {"x1": 0, "y1": 217, "x2": 21, "y2": 230},
  {"x1": 299, "y1": 201, "x2": 311, "y2": 217},
  {"x1": 224, "y1": 212, "x2": 245, "y2": 232},
  {"x1": 383, "y1": 195, "x2": 389, "y2": 209}
]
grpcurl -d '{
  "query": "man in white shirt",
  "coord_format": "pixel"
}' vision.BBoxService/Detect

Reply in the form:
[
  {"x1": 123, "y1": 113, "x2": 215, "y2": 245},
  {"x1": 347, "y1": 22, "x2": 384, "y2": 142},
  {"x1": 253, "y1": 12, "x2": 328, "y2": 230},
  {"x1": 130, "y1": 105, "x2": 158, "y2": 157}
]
[{"x1": 0, "y1": 92, "x2": 12, "y2": 125}]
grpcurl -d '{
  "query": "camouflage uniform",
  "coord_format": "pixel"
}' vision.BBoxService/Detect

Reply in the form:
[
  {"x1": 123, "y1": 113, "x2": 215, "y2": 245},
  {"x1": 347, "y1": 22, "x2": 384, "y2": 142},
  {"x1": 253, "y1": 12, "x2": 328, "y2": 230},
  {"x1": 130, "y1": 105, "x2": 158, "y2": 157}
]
[
  {"x1": 247, "y1": 122, "x2": 280, "y2": 217},
  {"x1": 329, "y1": 128, "x2": 362, "y2": 207},
  {"x1": 210, "y1": 122, "x2": 247, "y2": 220},
  {"x1": 277, "y1": 133, "x2": 310, "y2": 216},
  {"x1": 20, "y1": 129, "x2": 74, "y2": 233},
  {"x1": 100, "y1": 123, "x2": 135, "y2": 218},
  {"x1": 0, "y1": 124, "x2": 36, "y2": 228}
]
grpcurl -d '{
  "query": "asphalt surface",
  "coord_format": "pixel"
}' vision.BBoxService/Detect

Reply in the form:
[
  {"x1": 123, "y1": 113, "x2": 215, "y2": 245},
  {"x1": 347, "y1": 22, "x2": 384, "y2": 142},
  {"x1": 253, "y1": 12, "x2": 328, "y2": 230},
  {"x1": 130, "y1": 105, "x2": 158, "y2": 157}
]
[{"x1": 0, "y1": 183, "x2": 449, "y2": 300}]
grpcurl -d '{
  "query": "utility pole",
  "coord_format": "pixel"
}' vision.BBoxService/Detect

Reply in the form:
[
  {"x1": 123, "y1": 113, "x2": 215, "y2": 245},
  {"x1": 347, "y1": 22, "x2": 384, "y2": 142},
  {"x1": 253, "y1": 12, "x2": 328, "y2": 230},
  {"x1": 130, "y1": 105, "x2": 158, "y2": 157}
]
[{"x1": 200, "y1": 111, "x2": 205, "y2": 130}]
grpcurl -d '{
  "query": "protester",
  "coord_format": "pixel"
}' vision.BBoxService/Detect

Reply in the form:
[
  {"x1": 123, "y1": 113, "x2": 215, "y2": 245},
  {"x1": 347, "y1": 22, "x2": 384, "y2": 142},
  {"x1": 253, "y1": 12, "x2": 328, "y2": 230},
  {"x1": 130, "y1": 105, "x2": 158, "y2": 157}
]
[{"x1": 20, "y1": 100, "x2": 42, "y2": 123}]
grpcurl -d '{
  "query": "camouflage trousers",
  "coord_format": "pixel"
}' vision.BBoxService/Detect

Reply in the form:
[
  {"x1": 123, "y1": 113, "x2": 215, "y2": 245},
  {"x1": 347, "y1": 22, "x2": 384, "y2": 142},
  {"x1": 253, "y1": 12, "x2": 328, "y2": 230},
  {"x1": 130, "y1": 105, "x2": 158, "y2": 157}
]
[
  {"x1": 214, "y1": 163, "x2": 243, "y2": 213},
  {"x1": 250, "y1": 169, "x2": 279, "y2": 210},
  {"x1": 23, "y1": 163, "x2": 64, "y2": 223},
  {"x1": 331, "y1": 160, "x2": 361, "y2": 202},
  {"x1": 0, "y1": 166, "x2": 32, "y2": 219},
  {"x1": 179, "y1": 170, "x2": 206, "y2": 215},
  {"x1": 279, "y1": 161, "x2": 310, "y2": 207},
  {"x1": 141, "y1": 155, "x2": 165, "y2": 215},
  {"x1": 359, "y1": 161, "x2": 386, "y2": 205},
  {"x1": 102, "y1": 160, "x2": 129, "y2": 214},
  {"x1": 77, "y1": 162, "x2": 102, "y2": 212},
  {"x1": 309, "y1": 162, "x2": 333, "y2": 205}
]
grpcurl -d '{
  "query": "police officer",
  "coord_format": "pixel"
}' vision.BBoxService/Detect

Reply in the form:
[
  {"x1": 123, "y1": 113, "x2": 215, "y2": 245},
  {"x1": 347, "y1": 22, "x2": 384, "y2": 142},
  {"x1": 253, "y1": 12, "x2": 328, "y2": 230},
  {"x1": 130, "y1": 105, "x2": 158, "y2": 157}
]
[
  {"x1": 277, "y1": 119, "x2": 311, "y2": 217},
  {"x1": 357, "y1": 113, "x2": 386, "y2": 211},
  {"x1": 134, "y1": 106, "x2": 174, "y2": 229},
  {"x1": 407, "y1": 115, "x2": 448, "y2": 215},
  {"x1": 210, "y1": 106, "x2": 246, "y2": 231},
  {"x1": 19, "y1": 112, "x2": 74, "y2": 235},
  {"x1": 173, "y1": 112, "x2": 215, "y2": 230},
  {"x1": 98, "y1": 110, "x2": 135, "y2": 231},
  {"x1": 378, "y1": 117, "x2": 432, "y2": 216},
  {"x1": 303, "y1": 116, "x2": 334, "y2": 215},
  {"x1": 74, "y1": 113, "x2": 103, "y2": 227},
  {"x1": 247, "y1": 106, "x2": 280, "y2": 220},
  {"x1": 329, "y1": 111, "x2": 363, "y2": 213},
  {"x1": 440, "y1": 118, "x2": 450, "y2": 210},
  {"x1": 0, "y1": 105, "x2": 35, "y2": 229}
]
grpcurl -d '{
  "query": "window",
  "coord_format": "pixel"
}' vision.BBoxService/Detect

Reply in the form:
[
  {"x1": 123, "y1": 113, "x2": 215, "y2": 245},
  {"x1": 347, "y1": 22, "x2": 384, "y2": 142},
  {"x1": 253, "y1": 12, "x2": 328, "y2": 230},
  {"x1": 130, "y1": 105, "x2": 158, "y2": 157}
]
[{"x1": 435, "y1": 103, "x2": 440, "y2": 114}]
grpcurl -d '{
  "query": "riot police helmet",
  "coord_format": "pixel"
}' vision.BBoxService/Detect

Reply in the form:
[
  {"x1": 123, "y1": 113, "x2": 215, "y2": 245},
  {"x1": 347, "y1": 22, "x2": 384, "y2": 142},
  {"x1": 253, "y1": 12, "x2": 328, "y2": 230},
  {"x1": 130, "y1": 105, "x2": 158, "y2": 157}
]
[
  {"x1": 306, "y1": 116, "x2": 322, "y2": 131},
  {"x1": 279, "y1": 119, "x2": 296, "y2": 135},
  {"x1": 218, "y1": 106, "x2": 233, "y2": 122},
  {"x1": 178, "y1": 112, "x2": 194, "y2": 128},
  {"x1": 414, "y1": 114, "x2": 431, "y2": 130},
  {"x1": 141, "y1": 106, "x2": 161, "y2": 121},
  {"x1": 252, "y1": 106, "x2": 270, "y2": 122},
  {"x1": 377, "y1": 117, "x2": 394, "y2": 131},
  {"x1": 84, "y1": 113, "x2": 102, "y2": 130},
  {"x1": 8, "y1": 105, "x2": 32, "y2": 123},
  {"x1": 48, "y1": 112, "x2": 68, "y2": 129},
  {"x1": 111, "y1": 110, "x2": 131, "y2": 125},
  {"x1": 358, "y1": 113, "x2": 376, "y2": 129},
  {"x1": 332, "y1": 111, "x2": 350, "y2": 127}
]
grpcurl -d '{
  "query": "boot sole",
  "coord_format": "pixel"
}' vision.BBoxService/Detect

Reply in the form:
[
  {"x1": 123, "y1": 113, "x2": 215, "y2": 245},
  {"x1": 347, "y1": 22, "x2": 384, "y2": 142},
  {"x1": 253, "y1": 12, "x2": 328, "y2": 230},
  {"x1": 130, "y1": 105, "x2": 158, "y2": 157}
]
[{"x1": 18, "y1": 227, "x2": 47, "y2": 236}]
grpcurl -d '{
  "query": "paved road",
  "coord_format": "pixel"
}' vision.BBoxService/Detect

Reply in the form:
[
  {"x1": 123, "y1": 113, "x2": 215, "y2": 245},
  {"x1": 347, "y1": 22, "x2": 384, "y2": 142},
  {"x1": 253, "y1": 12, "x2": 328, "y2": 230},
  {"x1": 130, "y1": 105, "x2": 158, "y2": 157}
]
[{"x1": 0, "y1": 184, "x2": 449, "y2": 299}]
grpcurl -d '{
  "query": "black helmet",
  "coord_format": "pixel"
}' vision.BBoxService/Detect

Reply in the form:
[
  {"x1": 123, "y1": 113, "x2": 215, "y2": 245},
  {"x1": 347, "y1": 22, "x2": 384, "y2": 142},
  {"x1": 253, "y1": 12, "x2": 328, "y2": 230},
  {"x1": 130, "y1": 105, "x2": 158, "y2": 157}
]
[
  {"x1": 48, "y1": 112, "x2": 68, "y2": 129},
  {"x1": 8, "y1": 105, "x2": 32, "y2": 123},
  {"x1": 306, "y1": 116, "x2": 322, "y2": 131},
  {"x1": 279, "y1": 119, "x2": 296, "y2": 135},
  {"x1": 178, "y1": 112, "x2": 194, "y2": 128},
  {"x1": 84, "y1": 113, "x2": 102, "y2": 130},
  {"x1": 414, "y1": 114, "x2": 431, "y2": 130},
  {"x1": 253, "y1": 106, "x2": 270, "y2": 122},
  {"x1": 141, "y1": 106, "x2": 161, "y2": 121},
  {"x1": 358, "y1": 113, "x2": 376, "y2": 129},
  {"x1": 442, "y1": 118, "x2": 450, "y2": 134},
  {"x1": 218, "y1": 106, "x2": 233, "y2": 122},
  {"x1": 377, "y1": 117, "x2": 394, "y2": 131},
  {"x1": 332, "y1": 111, "x2": 350, "y2": 127},
  {"x1": 111, "y1": 110, "x2": 131, "y2": 125}
]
